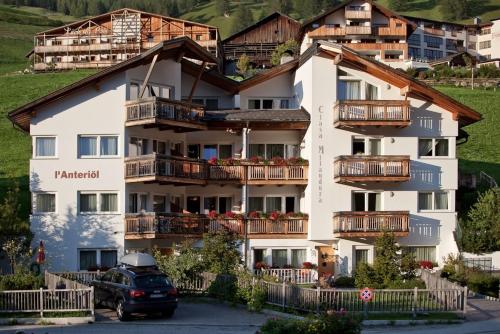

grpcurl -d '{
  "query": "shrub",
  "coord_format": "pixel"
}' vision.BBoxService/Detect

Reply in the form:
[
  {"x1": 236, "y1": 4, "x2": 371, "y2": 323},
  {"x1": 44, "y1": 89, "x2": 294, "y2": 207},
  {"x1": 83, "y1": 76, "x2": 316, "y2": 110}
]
[
  {"x1": 270, "y1": 40, "x2": 299, "y2": 66},
  {"x1": 387, "y1": 279, "x2": 426, "y2": 289},
  {"x1": 260, "y1": 311, "x2": 362, "y2": 334},
  {"x1": 467, "y1": 272, "x2": 499, "y2": 298},
  {"x1": 334, "y1": 276, "x2": 355, "y2": 288},
  {"x1": 0, "y1": 272, "x2": 44, "y2": 290},
  {"x1": 247, "y1": 283, "x2": 267, "y2": 312},
  {"x1": 354, "y1": 263, "x2": 381, "y2": 289},
  {"x1": 208, "y1": 274, "x2": 238, "y2": 302}
]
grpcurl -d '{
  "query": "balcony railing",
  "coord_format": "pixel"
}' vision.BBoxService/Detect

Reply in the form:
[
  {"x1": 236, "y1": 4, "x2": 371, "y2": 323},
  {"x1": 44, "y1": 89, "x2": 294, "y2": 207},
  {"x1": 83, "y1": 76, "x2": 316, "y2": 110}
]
[
  {"x1": 333, "y1": 211, "x2": 410, "y2": 237},
  {"x1": 345, "y1": 26, "x2": 372, "y2": 35},
  {"x1": 345, "y1": 9, "x2": 371, "y2": 19},
  {"x1": 124, "y1": 214, "x2": 308, "y2": 239},
  {"x1": 308, "y1": 25, "x2": 346, "y2": 38},
  {"x1": 125, "y1": 97, "x2": 206, "y2": 130},
  {"x1": 125, "y1": 156, "x2": 308, "y2": 185},
  {"x1": 334, "y1": 100, "x2": 411, "y2": 127},
  {"x1": 124, "y1": 154, "x2": 208, "y2": 185},
  {"x1": 334, "y1": 155, "x2": 410, "y2": 183}
]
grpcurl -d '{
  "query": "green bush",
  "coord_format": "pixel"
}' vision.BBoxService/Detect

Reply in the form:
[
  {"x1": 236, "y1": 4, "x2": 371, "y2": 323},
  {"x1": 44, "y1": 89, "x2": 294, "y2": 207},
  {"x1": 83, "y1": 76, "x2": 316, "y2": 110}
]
[
  {"x1": 354, "y1": 263, "x2": 381, "y2": 289},
  {"x1": 0, "y1": 272, "x2": 44, "y2": 290},
  {"x1": 247, "y1": 283, "x2": 267, "y2": 312},
  {"x1": 467, "y1": 272, "x2": 499, "y2": 298},
  {"x1": 260, "y1": 312, "x2": 362, "y2": 334},
  {"x1": 208, "y1": 274, "x2": 238, "y2": 302},
  {"x1": 334, "y1": 276, "x2": 355, "y2": 288},
  {"x1": 386, "y1": 279, "x2": 426, "y2": 289}
]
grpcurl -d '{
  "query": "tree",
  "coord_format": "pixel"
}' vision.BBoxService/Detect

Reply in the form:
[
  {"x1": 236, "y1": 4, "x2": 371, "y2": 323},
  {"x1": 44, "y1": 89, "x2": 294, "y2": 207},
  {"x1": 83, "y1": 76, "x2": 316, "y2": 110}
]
[
  {"x1": 388, "y1": 0, "x2": 407, "y2": 11},
  {"x1": 270, "y1": 39, "x2": 298, "y2": 66},
  {"x1": 0, "y1": 181, "x2": 31, "y2": 246},
  {"x1": 153, "y1": 241, "x2": 204, "y2": 286},
  {"x1": 460, "y1": 188, "x2": 500, "y2": 253},
  {"x1": 373, "y1": 232, "x2": 401, "y2": 286},
  {"x1": 230, "y1": 4, "x2": 254, "y2": 35},
  {"x1": 270, "y1": 0, "x2": 292, "y2": 15},
  {"x1": 236, "y1": 53, "x2": 251, "y2": 78},
  {"x1": 215, "y1": 0, "x2": 230, "y2": 16},
  {"x1": 201, "y1": 230, "x2": 241, "y2": 274}
]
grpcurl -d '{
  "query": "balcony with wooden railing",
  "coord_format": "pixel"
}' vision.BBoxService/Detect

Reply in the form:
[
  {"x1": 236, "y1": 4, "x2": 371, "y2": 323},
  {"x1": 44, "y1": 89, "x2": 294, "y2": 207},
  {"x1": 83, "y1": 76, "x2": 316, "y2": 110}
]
[
  {"x1": 345, "y1": 25, "x2": 372, "y2": 35},
  {"x1": 308, "y1": 25, "x2": 346, "y2": 38},
  {"x1": 334, "y1": 100, "x2": 411, "y2": 127},
  {"x1": 125, "y1": 97, "x2": 206, "y2": 131},
  {"x1": 245, "y1": 164, "x2": 308, "y2": 185},
  {"x1": 345, "y1": 8, "x2": 371, "y2": 19},
  {"x1": 124, "y1": 154, "x2": 208, "y2": 185},
  {"x1": 124, "y1": 213, "x2": 308, "y2": 239},
  {"x1": 423, "y1": 27, "x2": 445, "y2": 36},
  {"x1": 333, "y1": 211, "x2": 410, "y2": 237},
  {"x1": 334, "y1": 155, "x2": 410, "y2": 183}
]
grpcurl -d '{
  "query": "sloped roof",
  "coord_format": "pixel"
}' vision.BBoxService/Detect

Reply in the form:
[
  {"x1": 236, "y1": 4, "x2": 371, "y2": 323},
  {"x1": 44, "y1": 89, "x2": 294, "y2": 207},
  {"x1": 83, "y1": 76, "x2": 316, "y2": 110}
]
[
  {"x1": 8, "y1": 37, "x2": 216, "y2": 132},
  {"x1": 204, "y1": 108, "x2": 310, "y2": 122},
  {"x1": 429, "y1": 52, "x2": 475, "y2": 67},
  {"x1": 36, "y1": 7, "x2": 216, "y2": 36}
]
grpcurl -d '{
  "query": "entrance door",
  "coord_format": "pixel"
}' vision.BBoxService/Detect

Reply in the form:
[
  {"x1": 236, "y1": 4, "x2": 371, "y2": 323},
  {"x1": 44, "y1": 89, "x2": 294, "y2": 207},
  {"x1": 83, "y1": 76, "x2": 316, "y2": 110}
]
[{"x1": 317, "y1": 246, "x2": 335, "y2": 277}]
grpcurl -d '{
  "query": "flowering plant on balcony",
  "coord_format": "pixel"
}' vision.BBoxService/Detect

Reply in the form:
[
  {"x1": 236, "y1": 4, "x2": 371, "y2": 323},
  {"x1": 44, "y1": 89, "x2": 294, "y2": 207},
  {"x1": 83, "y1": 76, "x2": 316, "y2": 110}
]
[
  {"x1": 271, "y1": 156, "x2": 287, "y2": 166},
  {"x1": 254, "y1": 261, "x2": 269, "y2": 270},
  {"x1": 208, "y1": 210, "x2": 218, "y2": 219},
  {"x1": 287, "y1": 157, "x2": 308, "y2": 165},
  {"x1": 224, "y1": 211, "x2": 244, "y2": 219},
  {"x1": 208, "y1": 157, "x2": 218, "y2": 165},
  {"x1": 269, "y1": 211, "x2": 283, "y2": 220},
  {"x1": 302, "y1": 262, "x2": 317, "y2": 269},
  {"x1": 247, "y1": 211, "x2": 261, "y2": 219},
  {"x1": 419, "y1": 260, "x2": 434, "y2": 269},
  {"x1": 285, "y1": 212, "x2": 309, "y2": 219}
]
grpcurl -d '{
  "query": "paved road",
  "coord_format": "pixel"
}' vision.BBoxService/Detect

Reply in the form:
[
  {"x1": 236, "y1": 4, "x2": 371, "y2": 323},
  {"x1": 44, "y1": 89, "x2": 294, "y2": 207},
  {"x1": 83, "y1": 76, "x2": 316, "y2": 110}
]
[
  {"x1": 0, "y1": 300, "x2": 270, "y2": 334},
  {"x1": 364, "y1": 318, "x2": 500, "y2": 334}
]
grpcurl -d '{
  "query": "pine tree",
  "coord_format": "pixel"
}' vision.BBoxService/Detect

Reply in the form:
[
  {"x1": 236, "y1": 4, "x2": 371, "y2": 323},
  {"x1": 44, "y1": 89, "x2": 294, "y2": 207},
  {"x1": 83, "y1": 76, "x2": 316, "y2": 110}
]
[
  {"x1": 215, "y1": 0, "x2": 230, "y2": 16},
  {"x1": 230, "y1": 4, "x2": 254, "y2": 35}
]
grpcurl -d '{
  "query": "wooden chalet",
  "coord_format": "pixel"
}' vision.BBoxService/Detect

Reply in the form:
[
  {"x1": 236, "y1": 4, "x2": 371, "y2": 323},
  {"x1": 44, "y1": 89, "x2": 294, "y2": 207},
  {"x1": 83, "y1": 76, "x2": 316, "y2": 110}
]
[
  {"x1": 222, "y1": 12, "x2": 301, "y2": 68},
  {"x1": 31, "y1": 8, "x2": 220, "y2": 71}
]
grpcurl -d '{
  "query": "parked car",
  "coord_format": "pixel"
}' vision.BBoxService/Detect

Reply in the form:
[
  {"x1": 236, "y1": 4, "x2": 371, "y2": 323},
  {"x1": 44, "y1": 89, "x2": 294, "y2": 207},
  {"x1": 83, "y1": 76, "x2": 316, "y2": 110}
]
[{"x1": 92, "y1": 266, "x2": 178, "y2": 321}]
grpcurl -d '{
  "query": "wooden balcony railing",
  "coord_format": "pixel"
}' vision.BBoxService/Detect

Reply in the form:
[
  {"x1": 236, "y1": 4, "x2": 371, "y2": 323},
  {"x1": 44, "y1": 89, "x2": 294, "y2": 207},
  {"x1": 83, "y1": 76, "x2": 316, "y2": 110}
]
[
  {"x1": 345, "y1": 9, "x2": 371, "y2": 19},
  {"x1": 423, "y1": 27, "x2": 445, "y2": 36},
  {"x1": 334, "y1": 100, "x2": 411, "y2": 127},
  {"x1": 124, "y1": 154, "x2": 208, "y2": 185},
  {"x1": 125, "y1": 156, "x2": 309, "y2": 185},
  {"x1": 125, "y1": 97, "x2": 206, "y2": 130},
  {"x1": 308, "y1": 25, "x2": 346, "y2": 38},
  {"x1": 345, "y1": 26, "x2": 372, "y2": 35},
  {"x1": 334, "y1": 155, "x2": 410, "y2": 183},
  {"x1": 377, "y1": 26, "x2": 407, "y2": 36},
  {"x1": 333, "y1": 211, "x2": 410, "y2": 237},
  {"x1": 124, "y1": 214, "x2": 308, "y2": 239}
]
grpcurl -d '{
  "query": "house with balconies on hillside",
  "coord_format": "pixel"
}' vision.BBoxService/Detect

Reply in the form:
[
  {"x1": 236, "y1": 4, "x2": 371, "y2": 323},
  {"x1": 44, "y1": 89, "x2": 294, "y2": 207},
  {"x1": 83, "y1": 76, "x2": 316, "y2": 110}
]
[{"x1": 9, "y1": 36, "x2": 480, "y2": 275}]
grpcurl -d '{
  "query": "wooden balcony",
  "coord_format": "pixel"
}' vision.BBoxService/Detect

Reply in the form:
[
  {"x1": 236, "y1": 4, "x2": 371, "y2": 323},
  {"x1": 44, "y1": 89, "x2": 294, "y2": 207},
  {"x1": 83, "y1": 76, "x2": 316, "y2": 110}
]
[
  {"x1": 334, "y1": 100, "x2": 411, "y2": 128},
  {"x1": 35, "y1": 43, "x2": 112, "y2": 53},
  {"x1": 345, "y1": 26, "x2": 372, "y2": 35},
  {"x1": 124, "y1": 214, "x2": 308, "y2": 239},
  {"x1": 345, "y1": 9, "x2": 371, "y2": 19},
  {"x1": 333, "y1": 211, "x2": 410, "y2": 238},
  {"x1": 423, "y1": 27, "x2": 445, "y2": 36},
  {"x1": 247, "y1": 218, "x2": 308, "y2": 238},
  {"x1": 377, "y1": 26, "x2": 407, "y2": 37},
  {"x1": 308, "y1": 25, "x2": 346, "y2": 38},
  {"x1": 334, "y1": 155, "x2": 410, "y2": 183},
  {"x1": 124, "y1": 154, "x2": 208, "y2": 185},
  {"x1": 246, "y1": 164, "x2": 308, "y2": 185},
  {"x1": 125, "y1": 97, "x2": 206, "y2": 131}
]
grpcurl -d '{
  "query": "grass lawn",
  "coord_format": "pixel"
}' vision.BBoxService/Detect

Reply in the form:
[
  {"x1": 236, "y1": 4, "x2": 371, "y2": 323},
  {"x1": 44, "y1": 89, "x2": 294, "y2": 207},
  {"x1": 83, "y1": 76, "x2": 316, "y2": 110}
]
[{"x1": 435, "y1": 86, "x2": 500, "y2": 183}]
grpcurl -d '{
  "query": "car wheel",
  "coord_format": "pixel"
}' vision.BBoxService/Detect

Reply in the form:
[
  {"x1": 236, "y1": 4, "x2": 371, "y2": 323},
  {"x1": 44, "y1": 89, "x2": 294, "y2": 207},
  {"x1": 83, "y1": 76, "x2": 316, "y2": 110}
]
[
  {"x1": 161, "y1": 309, "x2": 175, "y2": 318},
  {"x1": 116, "y1": 300, "x2": 130, "y2": 321}
]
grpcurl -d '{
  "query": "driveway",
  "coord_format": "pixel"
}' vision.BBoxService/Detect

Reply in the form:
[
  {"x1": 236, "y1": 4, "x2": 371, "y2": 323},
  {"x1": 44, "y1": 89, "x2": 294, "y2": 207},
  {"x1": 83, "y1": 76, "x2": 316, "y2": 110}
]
[{"x1": 0, "y1": 299, "x2": 271, "y2": 334}]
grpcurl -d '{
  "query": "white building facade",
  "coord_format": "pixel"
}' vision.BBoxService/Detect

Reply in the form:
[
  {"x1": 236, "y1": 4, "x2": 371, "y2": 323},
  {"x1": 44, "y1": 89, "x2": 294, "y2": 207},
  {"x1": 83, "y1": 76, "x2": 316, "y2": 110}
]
[{"x1": 9, "y1": 38, "x2": 481, "y2": 275}]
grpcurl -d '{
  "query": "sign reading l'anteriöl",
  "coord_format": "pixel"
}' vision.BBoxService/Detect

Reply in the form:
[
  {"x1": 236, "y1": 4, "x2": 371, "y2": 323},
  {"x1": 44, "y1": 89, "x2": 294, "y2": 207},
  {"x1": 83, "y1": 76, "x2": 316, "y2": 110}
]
[{"x1": 54, "y1": 170, "x2": 100, "y2": 179}]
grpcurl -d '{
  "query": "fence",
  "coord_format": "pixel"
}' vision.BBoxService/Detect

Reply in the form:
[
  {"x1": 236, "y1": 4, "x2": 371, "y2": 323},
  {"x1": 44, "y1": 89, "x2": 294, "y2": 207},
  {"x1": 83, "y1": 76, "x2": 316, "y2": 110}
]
[
  {"x1": 257, "y1": 268, "x2": 318, "y2": 284},
  {"x1": 265, "y1": 282, "x2": 466, "y2": 315},
  {"x1": 46, "y1": 271, "x2": 100, "y2": 289},
  {"x1": 0, "y1": 288, "x2": 94, "y2": 317}
]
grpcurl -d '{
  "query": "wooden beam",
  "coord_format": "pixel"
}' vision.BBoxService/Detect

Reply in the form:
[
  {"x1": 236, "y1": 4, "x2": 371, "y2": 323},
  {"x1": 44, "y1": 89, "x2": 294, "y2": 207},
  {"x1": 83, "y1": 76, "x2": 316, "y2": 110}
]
[
  {"x1": 139, "y1": 53, "x2": 159, "y2": 98},
  {"x1": 175, "y1": 51, "x2": 185, "y2": 63},
  {"x1": 187, "y1": 61, "x2": 206, "y2": 103}
]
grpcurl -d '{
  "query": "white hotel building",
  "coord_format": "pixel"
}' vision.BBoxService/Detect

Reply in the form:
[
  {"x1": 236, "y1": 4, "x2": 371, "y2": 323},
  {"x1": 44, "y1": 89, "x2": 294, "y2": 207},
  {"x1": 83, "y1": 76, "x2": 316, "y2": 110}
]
[{"x1": 9, "y1": 37, "x2": 481, "y2": 275}]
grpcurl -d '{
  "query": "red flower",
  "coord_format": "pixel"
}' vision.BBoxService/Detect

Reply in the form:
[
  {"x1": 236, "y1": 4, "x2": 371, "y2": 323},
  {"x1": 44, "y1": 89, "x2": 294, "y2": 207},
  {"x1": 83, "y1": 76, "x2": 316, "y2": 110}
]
[
  {"x1": 208, "y1": 210, "x2": 218, "y2": 219},
  {"x1": 254, "y1": 261, "x2": 269, "y2": 270},
  {"x1": 225, "y1": 211, "x2": 236, "y2": 218},
  {"x1": 302, "y1": 262, "x2": 313, "y2": 269},
  {"x1": 208, "y1": 157, "x2": 218, "y2": 165},
  {"x1": 270, "y1": 211, "x2": 281, "y2": 220},
  {"x1": 419, "y1": 260, "x2": 433, "y2": 269},
  {"x1": 248, "y1": 211, "x2": 260, "y2": 219},
  {"x1": 271, "y1": 156, "x2": 286, "y2": 166}
]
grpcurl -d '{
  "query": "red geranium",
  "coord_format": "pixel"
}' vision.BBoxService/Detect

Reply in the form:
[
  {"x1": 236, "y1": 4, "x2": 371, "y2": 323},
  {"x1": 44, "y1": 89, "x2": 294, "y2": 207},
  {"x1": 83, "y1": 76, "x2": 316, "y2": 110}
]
[
  {"x1": 248, "y1": 211, "x2": 261, "y2": 219},
  {"x1": 419, "y1": 260, "x2": 433, "y2": 269},
  {"x1": 208, "y1": 157, "x2": 218, "y2": 165},
  {"x1": 208, "y1": 210, "x2": 218, "y2": 219},
  {"x1": 225, "y1": 211, "x2": 236, "y2": 218},
  {"x1": 302, "y1": 262, "x2": 313, "y2": 269},
  {"x1": 270, "y1": 211, "x2": 281, "y2": 220}
]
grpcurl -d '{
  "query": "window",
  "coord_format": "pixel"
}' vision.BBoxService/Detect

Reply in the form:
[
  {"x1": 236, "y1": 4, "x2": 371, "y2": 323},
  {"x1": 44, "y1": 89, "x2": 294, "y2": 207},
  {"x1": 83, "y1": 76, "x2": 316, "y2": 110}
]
[
  {"x1": 129, "y1": 137, "x2": 148, "y2": 156},
  {"x1": 152, "y1": 140, "x2": 167, "y2": 155},
  {"x1": 423, "y1": 49, "x2": 443, "y2": 60},
  {"x1": 79, "y1": 249, "x2": 117, "y2": 271},
  {"x1": 248, "y1": 197, "x2": 264, "y2": 212},
  {"x1": 403, "y1": 246, "x2": 436, "y2": 262},
  {"x1": 408, "y1": 34, "x2": 421, "y2": 46},
  {"x1": 266, "y1": 197, "x2": 282, "y2": 212},
  {"x1": 418, "y1": 138, "x2": 449, "y2": 157},
  {"x1": 153, "y1": 195, "x2": 167, "y2": 213},
  {"x1": 33, "y1": 193, "x2": 56, "y2": 213},
  {"x1": 249, "y1": 144, "x2": 298, "y2": 159},
  {"x1": 248, "y1": 99, "x2": 261, "y2": 109},
  {"x1": 34, "y1": 136, "x2": 56, "y2": 158},
  {"x1": 353, "y1": 192, "x2": 381, "y2": 211},
  {"x1": 262, "y1": 99, "x2": 273, "y2": 109},
  {"x1": 355, "y1": 249, "x2": 368, "y2": 268},
  {"x1": 218, "y1": 197, "x2": 232, "y2": 214},
  {"x1": 352, "y1": 137, "x2": 381, "y2": 155},
  {"x1": 190, "y1": 97, "x2": 219, "y2": 110},
  {"x1": 424, "y1": 35, "x2": 443, "y2": 48},
  {"x1": 247, "y1": 98, "x2": 292, "y2": 109},
  {"x1": 249, "y1": 144, "x2": 265, "y2": 158},
  {"x1": 291, "y1": 249, "x2": 307, "y2": 268},
  {"x1": 219, "y1": 145, "x2": 232, "y2": 159},
  {"x1": 418, "y1": 191, "x2": 449, "y2": 211},
  {"x1": 409, "y1": 47, "x2": 421, "y2": 58},
  {"x1": 479, "y1": 40, "x2": 491, "y2": 49},
  {"x1": 128, "y1": 193, "x2": 148, "y2": 213},
  {"x1": 272, "y1": 249, "x2": 288, "y2": 268},
  {"x1": 338, "y1": 80, "x2": 360, "y2": 100},
  {"x1": 266, "y1": 144, "x2": 285, "y2": 159},
  {"x1": 79, "y1": 192, "x2": 119, "y2": 214},
  {"x1": 79, "y1": 135, "x2": 118, "y2": 158},
  {"x1": 128, "y1": 82, "x2": 172, "y2": 100},
  {"x1": 204, "y1": 196, "x2": 217, "y2": 212},
  {"x1": 203, "y1": 144, "x2": 218, "y2": 160}
]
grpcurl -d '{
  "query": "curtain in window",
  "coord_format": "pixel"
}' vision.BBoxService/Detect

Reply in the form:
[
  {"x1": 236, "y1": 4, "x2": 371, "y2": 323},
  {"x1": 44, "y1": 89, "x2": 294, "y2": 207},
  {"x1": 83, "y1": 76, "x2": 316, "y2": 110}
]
[
  {"x1": 129, "y1": 83, "x2": 139, "y2": 100},
  {"x1": 129, "y1": 194, "x2": 138, "y2": 213},
  {"x1": 286, "y1": 145, "x2": 299, "y2": 158},
  {"x1": 203, "y1": 145, "x2": 217, "y2": 160},
  {"x1": 79, "y1": 250, "x2": 97, "y2": 270},
  {"x1": 248, "y1": 197, "x2": 264, "y2": 212},
  {"x1": 36, "y1": 137, "x2": 55, "y2": 157},
  {"x1": 355, "y1": 249, "x2": 368, "y2": 268},
  {"x1": 266, "y1": 197, "x2": 282, "y2": 212},
  {"x1": 280, "y1": 99, "x2": 290, "y2": 109},
  {"x1": 366, "y1": 83, "x2": 378, "y2": 100},
  {"x1": 272, "y1": 249, "x2": 288, "y2": 268},
  {"x1": 434, "y1": 192, "x2": 448, "y2": 210},
  {"x1": 369, "y1": 139, "x2": 381, "y2": 155},
  {"x1": 36, "y1": 194, "x2": 55, "y2": 213},
  {"x1": 435, "y1": 139, "x2": 449, "y2": 156},
  {"x1": 219, "y1": 145, "x2": 232, "y2": 159},
  {"x1": 291, "y1": 249, "x2": 307, "y2": 268},
  {"x1": 101, "y1": 193, "x2": 118, "y2": 212},
  {"x1": 338, "y1": 80, "x2": 360, "y2": 100},
  {"x1": 79, "y1": 136, "x2": 97, "y2": 156},
  {"x1": 80, "y1": 194, "x2": 97, "y2": 212},
  {"x1": 266, "y1": 144, "x2": 285, "y2": 159},
  {"x1": 418, "y1": 192, "x2": 432, "y2": 210},
  {"x1": 101, "y1": 136, "x2": 118, "y2": 156},
  {"x1": 405, "y1": 247, "x2": 436, "y2": 262},
  {"x1": 419, "y1": 139, "x2": 433, "y2": 156},
  {"x1": 153, "y1": 196, "x2": 166, "y2": 213},
  {"x1": 101, "y1": 250, "x2": 117, "y2": 269},
  {"x1": 249, "y1": 144, "x2": 265, "y2": 158},
  {"x1": 139, "y1": 194, "x2": 148, "y2": 211}
]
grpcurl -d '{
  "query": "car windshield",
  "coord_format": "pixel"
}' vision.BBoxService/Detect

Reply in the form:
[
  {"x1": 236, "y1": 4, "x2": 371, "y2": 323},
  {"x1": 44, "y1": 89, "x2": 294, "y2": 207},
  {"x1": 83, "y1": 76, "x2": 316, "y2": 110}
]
[{"x1": 134, "y1": 275, "x2": 172, "y2": 288}]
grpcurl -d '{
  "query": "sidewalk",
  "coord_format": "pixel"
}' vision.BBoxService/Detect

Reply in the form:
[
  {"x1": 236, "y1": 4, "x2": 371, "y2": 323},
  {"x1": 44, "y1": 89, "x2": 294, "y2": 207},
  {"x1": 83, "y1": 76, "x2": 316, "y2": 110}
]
[{"x1": 466, "y1": 296, "x2": 500, "y2": 321}]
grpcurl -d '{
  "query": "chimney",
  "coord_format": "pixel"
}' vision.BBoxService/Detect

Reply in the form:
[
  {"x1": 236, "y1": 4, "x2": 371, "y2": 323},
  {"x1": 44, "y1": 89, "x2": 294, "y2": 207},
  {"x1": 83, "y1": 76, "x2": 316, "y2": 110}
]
[{"x1": 473, "y1": 17, "x2": 481, "y2": 25}]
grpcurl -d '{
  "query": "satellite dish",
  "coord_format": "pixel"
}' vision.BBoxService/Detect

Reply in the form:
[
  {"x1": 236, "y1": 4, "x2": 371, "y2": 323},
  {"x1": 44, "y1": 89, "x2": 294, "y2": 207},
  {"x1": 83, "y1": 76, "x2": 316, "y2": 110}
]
[{"x1": 120, "y1": 253, "x2": 156, "y2": 267}]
